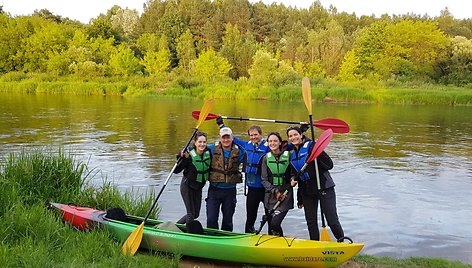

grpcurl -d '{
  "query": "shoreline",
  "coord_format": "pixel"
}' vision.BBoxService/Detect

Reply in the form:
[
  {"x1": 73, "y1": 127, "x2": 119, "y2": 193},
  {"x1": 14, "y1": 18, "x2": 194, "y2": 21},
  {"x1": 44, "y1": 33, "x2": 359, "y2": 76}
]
[{"x1": 1, "y1": 77, "x2": 471, "y2": 106}]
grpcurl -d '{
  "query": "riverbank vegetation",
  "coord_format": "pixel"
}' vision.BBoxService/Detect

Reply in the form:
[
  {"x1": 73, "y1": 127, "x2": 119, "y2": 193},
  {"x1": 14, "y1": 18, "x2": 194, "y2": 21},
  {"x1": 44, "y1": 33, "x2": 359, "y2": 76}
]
[
  {"x1": 0, "y1": 149, "x2": 170, "y2": 267},
  {"x1": 1, "y1": 151, "x2": 471, "y2": 267},
  {"x1": 1, "y1": 73, "x2": 471, "y2": 105},
  {"x1": 1, "y1": 1, "x2": 471, "y2": 105}
]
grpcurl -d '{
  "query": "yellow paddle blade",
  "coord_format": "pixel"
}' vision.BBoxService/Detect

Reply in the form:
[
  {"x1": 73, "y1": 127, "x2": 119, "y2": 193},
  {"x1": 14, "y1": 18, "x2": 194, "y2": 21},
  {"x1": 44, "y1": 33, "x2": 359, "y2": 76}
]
[
  {"x1": 122, "y1": 222, "x2": 144, "y2": 256},
  {"x1": 302, "y1": 77, "x2": 312, "y2": 115},
  {"x1": 196, "y1": 99, "x2": 215, "y2": 128},
  {"x1": 320, "y1": 227, "x2": 332, "y2": 242}
]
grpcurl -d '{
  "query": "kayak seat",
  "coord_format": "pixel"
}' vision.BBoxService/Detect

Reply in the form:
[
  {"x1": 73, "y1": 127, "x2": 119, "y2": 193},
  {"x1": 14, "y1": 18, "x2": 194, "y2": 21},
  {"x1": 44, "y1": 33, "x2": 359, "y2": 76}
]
[
  {"x1": 186, "y1": 220, "x2": 204, "y2": 235},
  {"x1": 106, "y1": 207, "x2": 126, "y2": 222},
  {"x1": 155, "y1": 221, "x2": 183, "y2": 233}
]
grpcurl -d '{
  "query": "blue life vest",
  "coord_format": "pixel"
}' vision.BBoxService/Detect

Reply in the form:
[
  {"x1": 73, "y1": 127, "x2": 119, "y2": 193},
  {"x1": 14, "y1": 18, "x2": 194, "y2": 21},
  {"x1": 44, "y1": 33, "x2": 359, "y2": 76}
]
[
  {"x1": 243, "y1": 140, "x2": 269, "y2": 175},
  {"x1": 290, "y1": 140, "x2": 311, "y2": 181}
]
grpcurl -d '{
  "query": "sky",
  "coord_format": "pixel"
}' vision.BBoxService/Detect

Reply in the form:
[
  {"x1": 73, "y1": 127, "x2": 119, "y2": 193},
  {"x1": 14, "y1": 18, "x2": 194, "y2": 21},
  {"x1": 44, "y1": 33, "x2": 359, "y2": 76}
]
[{"x1": 1, "y1": 0, "x2": 469, "y2": 24}]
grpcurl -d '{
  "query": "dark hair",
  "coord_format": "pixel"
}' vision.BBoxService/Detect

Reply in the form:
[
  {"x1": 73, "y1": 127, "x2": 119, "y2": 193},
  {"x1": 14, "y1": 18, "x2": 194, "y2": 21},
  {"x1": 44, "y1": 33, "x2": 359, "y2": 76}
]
[
  {"x1": 247, "y1": 125, "x2": 262, "y2": 135},
  {"x1": 286, "y1": 125, "x2": 302, "y2": 136},
  {"x1": 267, "y1": 132, "x2": 283, "y2": 151},
  {"x1": 193, "y1": 132, "x2": 207, "y2": 142}
]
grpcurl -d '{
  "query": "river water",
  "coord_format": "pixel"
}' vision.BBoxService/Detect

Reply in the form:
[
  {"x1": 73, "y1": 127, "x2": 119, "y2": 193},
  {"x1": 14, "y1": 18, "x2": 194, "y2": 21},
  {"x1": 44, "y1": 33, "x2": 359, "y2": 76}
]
[{"x1": 1, "y1": 94, "x2": 471, "y2": 264}]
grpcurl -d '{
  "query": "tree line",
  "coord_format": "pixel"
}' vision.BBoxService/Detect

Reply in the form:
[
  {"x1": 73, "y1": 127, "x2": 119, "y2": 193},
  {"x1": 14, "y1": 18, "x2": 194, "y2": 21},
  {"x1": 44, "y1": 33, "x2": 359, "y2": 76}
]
[{"x1": 0, "y1": 0, "x2": 471, "y2": 86}]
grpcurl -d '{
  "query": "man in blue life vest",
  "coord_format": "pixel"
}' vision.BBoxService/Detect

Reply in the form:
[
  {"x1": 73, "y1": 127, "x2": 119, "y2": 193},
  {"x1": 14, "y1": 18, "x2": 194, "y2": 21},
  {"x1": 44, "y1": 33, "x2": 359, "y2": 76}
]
[
  {"x1": 206, "y1": 126, "x2": 245, "y2": 231},
  {"x1": 216, "y1": 117, "x2": 270, "y2": 233}
]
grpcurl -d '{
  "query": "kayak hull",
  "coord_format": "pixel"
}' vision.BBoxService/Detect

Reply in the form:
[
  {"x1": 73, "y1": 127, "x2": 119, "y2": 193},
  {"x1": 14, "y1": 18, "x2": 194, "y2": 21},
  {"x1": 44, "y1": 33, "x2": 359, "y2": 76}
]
[{"x1": 50, "y1": 202, "x2": 363, "y2": 267}]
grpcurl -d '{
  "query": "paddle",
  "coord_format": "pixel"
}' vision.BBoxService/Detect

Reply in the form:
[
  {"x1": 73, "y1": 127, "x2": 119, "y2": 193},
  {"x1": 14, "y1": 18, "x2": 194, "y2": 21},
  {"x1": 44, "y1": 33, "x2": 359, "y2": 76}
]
[
  {"x1": 122, "y1": 99, "x2": 215, "y2": 256},
  {"x1": 302, "y1": 77, "x2": 332, "y2": 242},
  {"x1": 191, "y1": 111, "x2": 349, "y2": 134},
  {"x1": 255, "y1": 129, "x2": 333, "y2": 235}
]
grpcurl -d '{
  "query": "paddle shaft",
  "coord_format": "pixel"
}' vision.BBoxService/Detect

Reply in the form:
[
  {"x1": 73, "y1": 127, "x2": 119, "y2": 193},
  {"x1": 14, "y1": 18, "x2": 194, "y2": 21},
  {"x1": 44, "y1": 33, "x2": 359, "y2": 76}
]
[
  {"x1": 220, "y1": 115, "x2": 306, "y2": 125},
  {"x1": 307, "y1": 101, "x2": 328, "y2": 231},
  {"x1": 142, "y1": 128, "x2": 198, "y2": 222}
]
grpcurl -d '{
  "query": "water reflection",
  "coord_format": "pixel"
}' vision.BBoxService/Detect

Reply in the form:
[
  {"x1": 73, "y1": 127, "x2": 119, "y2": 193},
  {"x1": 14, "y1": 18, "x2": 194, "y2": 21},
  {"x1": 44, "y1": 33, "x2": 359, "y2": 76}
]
[{"x1": 0, "y1": 94, "x2": 471, "y2": 264}]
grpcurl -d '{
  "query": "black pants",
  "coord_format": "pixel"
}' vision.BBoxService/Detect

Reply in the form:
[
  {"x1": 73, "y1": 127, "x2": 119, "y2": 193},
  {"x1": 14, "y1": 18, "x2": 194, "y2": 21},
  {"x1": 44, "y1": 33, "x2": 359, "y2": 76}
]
[
  {"x1": 245, "y1": 187, "x2": 266, "y2": 233},
  {"x1": 269, "y1": 210, "x2": 288, "y2": 236},
  {"x1": 206, "y1": 185, "x2": 237, "y2": 231},
  {"x1": 301, "y1": 187, "x2": 344, "y2": 240},
  {"x1": 177, "y1": 177, "x2": 202, "y2": 225}
]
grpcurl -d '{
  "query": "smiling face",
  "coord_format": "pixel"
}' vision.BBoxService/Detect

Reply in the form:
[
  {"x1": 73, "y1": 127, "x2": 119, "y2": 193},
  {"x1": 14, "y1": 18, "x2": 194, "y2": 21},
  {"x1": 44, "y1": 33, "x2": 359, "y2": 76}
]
[
  {"x1": 287, "y1": 129, "x2": 303, "y2": 146},
  {"x1": 248, "y1": 129, "x2": 262, "y2": 144},
  {"x1": 220, "y1": 135, "x2": 233, "y2": 149},
  {"x1": 267, "y1": 133, "x2": 282, "y2": 154},
  {"x1": 194, "y1": 135, "x2": 207, "y2": 154}
]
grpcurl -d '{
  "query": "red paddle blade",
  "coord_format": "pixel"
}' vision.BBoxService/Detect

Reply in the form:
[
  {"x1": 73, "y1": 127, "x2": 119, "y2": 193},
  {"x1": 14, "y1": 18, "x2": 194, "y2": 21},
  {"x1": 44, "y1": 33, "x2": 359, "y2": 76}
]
[
  {"x1": 313, "y1": 118, "x2": 350, "y2": 134},
  {"x1": 306, "y1": 129, "x2": 333, "y2": 162},
  {"x1": 191, "y1": 111, "x2": 220, "y2": 120}
]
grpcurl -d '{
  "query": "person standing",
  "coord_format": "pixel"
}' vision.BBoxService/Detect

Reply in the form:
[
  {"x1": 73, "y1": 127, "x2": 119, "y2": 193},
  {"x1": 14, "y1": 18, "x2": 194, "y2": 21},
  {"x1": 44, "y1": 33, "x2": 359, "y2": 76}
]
[
  {"x1": 260, "y1": 132, "x2": 296, "y2": 236},
  {"x1": 173, "y1": 132, "x2": 211, "y2": 226},
  {"x1": 206, "y1": 126, "x2": 245, "y2": 231},
  {"x1": 286, "y1": 126, "x2": 344, "y2": 241},
  {"x1": 216, "y1": 117, "x2": 270, "y2": 233}
]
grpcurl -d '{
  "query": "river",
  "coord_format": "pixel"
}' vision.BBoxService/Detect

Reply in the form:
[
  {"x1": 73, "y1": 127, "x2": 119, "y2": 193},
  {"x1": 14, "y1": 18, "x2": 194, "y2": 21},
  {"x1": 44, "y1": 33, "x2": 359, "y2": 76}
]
[{"x1": 1, "y1": 94, "x2": 471, "y2": 264}]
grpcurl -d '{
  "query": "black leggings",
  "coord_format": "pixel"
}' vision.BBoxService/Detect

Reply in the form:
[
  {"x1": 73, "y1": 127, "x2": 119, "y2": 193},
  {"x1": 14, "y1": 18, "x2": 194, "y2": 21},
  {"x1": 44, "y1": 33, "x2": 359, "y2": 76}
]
[
  {"x1": 301, "y1": 187, "x2": 344, "y2": 240},
  {"x1": 177, "y1": 177, "x2": 202, "y2": 224}
]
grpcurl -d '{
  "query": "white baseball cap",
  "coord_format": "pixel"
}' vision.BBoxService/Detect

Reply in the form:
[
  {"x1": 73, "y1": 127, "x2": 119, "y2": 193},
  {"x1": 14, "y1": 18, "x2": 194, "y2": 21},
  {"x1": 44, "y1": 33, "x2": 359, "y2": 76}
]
[{"x1": 219, "y1": 127, "x2": 233, "y2": 137}]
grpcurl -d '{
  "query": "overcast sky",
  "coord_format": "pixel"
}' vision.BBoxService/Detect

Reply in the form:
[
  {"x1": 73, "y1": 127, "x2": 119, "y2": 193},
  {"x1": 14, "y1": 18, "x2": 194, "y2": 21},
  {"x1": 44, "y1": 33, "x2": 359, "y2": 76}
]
[{"x1": 1, "y1": 0, "x2": 468, "y2": 24}]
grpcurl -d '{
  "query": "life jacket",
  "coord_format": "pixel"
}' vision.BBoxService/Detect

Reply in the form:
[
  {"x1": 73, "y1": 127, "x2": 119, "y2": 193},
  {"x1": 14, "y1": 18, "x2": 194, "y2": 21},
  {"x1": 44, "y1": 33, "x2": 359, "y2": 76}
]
[
  {"x1": 290, "y1": 140, "x2": 311, "y2": 181},
  {"x1": 189, "y1": 149, "x2": 211, "y2": 183},
  {"x1": 243, "y1": 140, "x2": 269, "y2": 175},
  {"x1": 266, "y1": 151, "x2": 290, "y2": 186},
  {"x1": 209, "y1": 143, "x2": 242, "y2": 183}
]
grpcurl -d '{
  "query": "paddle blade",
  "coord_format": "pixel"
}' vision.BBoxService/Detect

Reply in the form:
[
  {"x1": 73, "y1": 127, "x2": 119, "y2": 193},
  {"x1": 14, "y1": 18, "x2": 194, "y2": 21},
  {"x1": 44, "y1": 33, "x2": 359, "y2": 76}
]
[
  {"x1": 306, "y1": 129, "x2": 333, "y2": 163},
  {"x1": 320, "y1": 227, "x2": 332, "y2": 241},
  {"x1": 191, "y1": 111, "x2": 220, "y2": 121},
  {"x1": 313, "y1": 118, "x2": 350, "y2": 134},
  {"x1": 122, "y1": 222, "x2": 144, "y2": 256},
  {"x1": 302, "y1": 77, "x2": 312, "y2": 115},
  {"x1": 196, "y1": 99, "x2": 215, "y2": 128}
]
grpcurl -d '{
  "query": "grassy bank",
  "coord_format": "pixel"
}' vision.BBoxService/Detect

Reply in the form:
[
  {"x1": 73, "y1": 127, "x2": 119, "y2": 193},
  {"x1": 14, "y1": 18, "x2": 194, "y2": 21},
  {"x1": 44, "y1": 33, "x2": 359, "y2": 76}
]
[
  {"x1": 0, "y1": 73, "x2": 471, "y2": 105},
  {"x1": 0, "y1": 149, "x2": 470, "y2": 267},
  {"x1": 0, "y1": 149, "x2": 176, "y2": 267}
]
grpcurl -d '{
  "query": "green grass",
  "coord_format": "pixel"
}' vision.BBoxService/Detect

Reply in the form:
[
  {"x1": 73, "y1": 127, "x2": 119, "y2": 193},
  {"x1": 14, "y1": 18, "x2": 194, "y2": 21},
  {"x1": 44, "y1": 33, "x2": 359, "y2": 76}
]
[
  {"x1": 0, "y1": 149, "x2": 175, "y2": 267},
  {"x1": 1, "y1": 74, "x2": 471, "y2": 105}
]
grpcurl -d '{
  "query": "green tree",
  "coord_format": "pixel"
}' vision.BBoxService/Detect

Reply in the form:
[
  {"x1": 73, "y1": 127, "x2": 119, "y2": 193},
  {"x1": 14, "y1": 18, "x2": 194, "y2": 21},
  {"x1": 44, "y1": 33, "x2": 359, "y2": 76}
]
[
  {"x1": 191, "y1": 49, "x2": 232, "y2": 82},
  {"x1": 248, "y1": 49, "x2": 278, "y2": 85},
  {"x1": 110, "y1": 7, "x2": 140, "y2": 38},
  {"x1": 281, "y1": 21, "x2": 308, "y2": 64},
  {"x1": 18, "y1": 18, "x2": 73, "y2": 72},
  {"x1": 315, "y1": 19, "x2": 347, "y2": 76},
  {"x1": 141, "y1": 50, "x2": 170, "y2": 76},
  {"x1": 176, "y1": 29, "x2": 197, "y2": 73},
  {"x1": 108, "y1": 45, "x2": 140, "y2": 76},
  {"x1": 87, "y1": 16, "x2": 121, "y2": 42},
  {"x1": 136, "y1": 33, "x2": 160, "y2": 53},
  {"x1": 217, "y1": 12, "x2": 258, "y2": 78},
  {"x1": 338, "y1": 20, "x2": 449, "y2": 81},
  {"x1": 140, "y1": 34, "x2": 171, "y2": 76},
  {"x1": 440, "y1": 36, "x2": 472, "y2": 85},
  {"x1": 220, "y1": 23, "x2": 243, "y2": 79}
]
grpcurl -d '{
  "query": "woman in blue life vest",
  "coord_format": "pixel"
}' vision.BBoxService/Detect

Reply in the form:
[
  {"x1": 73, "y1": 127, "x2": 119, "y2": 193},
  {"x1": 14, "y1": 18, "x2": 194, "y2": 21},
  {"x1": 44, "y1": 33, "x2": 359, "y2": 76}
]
[
  {"x1": 287, "y1": 126, "x2": 344, "y2": 241},
  {"x1": 174, "y1": 132, "x2": 211, "y2": 226},
  {"x1": 260, "y1": 132, "x2": 297, "y2": 236}
]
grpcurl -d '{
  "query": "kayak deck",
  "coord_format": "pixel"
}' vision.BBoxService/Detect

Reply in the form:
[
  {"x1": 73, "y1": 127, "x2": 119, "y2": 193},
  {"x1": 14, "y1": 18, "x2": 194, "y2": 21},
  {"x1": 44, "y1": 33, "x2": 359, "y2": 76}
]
[{"x1": 50, "y1": 202, "x2": 364, "y2": 267}]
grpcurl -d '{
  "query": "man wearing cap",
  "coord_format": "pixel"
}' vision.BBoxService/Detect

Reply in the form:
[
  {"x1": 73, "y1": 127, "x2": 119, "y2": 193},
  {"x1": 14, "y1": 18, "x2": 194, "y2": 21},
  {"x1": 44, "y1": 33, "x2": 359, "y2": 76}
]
[
  {"x1": 216, "y1": 117, "x2": 270, "y2": 233},
  {"x1": 205, "y1": 126, "x2": 245, "y2": 231}
]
